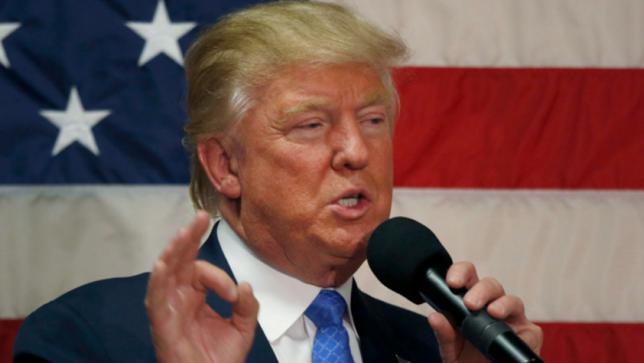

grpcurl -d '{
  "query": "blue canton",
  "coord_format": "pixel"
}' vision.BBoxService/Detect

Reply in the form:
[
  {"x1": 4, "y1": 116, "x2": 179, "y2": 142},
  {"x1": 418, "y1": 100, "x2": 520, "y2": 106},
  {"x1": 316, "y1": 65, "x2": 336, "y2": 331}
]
[{"x1": 0, "y1": 0, "x2": 269, "y2": 184}]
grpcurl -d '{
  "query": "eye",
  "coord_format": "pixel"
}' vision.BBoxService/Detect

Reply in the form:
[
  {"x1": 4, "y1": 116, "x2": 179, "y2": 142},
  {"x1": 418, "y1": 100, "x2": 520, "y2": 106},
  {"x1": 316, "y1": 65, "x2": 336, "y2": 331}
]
[
  {"x1": 358, "y1": 105, "x2": 388, "y2": 130},
  {"x1": 287, "y1": 117, "x2": 328, "y2": 142},
  {"x1": 297, "y1": 121, "x2": 324, "y2": 129},
  {"x1": 359, "y1": 112, "x2": 390, "y2": 137},
  {"x1": 367, "y1": 117, "x2": 385, "y2": 125},
  {"x1": 360, "y1": 114, "x2": 387, "y2": 128}
]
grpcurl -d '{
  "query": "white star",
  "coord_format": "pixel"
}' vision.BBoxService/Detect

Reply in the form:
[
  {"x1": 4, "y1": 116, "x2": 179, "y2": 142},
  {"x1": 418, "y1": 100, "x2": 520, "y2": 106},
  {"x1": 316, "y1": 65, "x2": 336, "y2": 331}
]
[
  {"x1": 40, "y1": 87, "x2": 111, "y2": 156},
  {"x1": 0, "y1": 22, "x2": 20, "y2": 68},
  {"x1": 126, "y1": 0, "x2": 196, "y2": 66}
]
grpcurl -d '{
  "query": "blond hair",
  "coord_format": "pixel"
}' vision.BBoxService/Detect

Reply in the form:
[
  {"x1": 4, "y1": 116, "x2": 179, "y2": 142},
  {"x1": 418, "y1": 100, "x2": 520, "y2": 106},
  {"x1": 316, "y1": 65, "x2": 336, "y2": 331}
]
[{"x1": 184, "y1": 1, "x2": 407, "y2": 215}]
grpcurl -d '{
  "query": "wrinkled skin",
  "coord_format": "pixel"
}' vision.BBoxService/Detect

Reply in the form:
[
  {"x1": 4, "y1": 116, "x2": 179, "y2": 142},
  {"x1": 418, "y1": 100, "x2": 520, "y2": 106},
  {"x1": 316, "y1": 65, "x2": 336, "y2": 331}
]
[{"x1": 213, "y1": 63, "x2": 395, "y2": 288}]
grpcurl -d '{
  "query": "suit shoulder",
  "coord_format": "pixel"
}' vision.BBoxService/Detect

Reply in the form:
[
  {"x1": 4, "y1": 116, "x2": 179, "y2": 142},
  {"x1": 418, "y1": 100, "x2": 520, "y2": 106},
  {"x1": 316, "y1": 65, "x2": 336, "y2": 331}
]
[
  {"x1": 14, "y1": 273, "x2": 155, "y2": 363},
  {"x1": 56, "y1": 272, "x2": 150, "y2": 305}
]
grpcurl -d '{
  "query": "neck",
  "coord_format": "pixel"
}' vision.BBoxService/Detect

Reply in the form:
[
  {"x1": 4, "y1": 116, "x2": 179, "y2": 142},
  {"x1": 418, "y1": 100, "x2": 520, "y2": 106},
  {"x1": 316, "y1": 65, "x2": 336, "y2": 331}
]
[{"x1": 217, "y1": 201, "x2": 361, "y2": 287}]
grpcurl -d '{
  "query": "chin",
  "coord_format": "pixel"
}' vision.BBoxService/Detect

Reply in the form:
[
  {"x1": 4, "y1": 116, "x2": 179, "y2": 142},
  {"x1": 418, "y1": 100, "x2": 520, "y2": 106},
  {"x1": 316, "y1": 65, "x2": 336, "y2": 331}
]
[{"x1": 327, "y1": 230, "x2": 369, "y2": 259}]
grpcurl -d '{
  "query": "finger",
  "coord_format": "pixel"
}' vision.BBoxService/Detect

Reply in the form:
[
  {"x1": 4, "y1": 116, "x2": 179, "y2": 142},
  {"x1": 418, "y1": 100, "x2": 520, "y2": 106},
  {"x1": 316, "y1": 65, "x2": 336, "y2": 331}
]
[
  {"x1": 518, "y1": 323, "x2": 544, "y2": 353},
  {"x1": 446, "y1": 261, "x2": 478, "y2": 290},
  {"x1": 147, "y1": 224, "x2": 201, "y2": 323},
  {"x1": 193, "y1": 260, "x2": 239, "y2": 302},
  {"x1": 157, "y1": 229, "x2": 184, "y2": 272},
  {"x1": 231, "y1": 282, "x2": 260, "y2": 341},
  {"x1": 487, "y1": 294, "x2": 524, "y2": 321},
  {"x1": 428, "y1": 312, "x2": 462, "y2": 363},
  {"x1": 146, "y1": 260, "x2": 174, "y2": 325},
  {"x1": 159, "y1": 211, "x2": 208, "y2": 280},
  {"x1": 171, "y1": 211, "x2": 211, "y2": 272},
  {"x1": 463, "y1": 277, "x2": 505, "y2": 311},
  {"x1": 147, "y1": 262, "x2": 188, "y2": 358},
  {"x1": 487, "y1": 295, "x2": 544, "y2": 353},
  {"x1": 182, "y1": 210, "x2": 211, "y2": 261}
]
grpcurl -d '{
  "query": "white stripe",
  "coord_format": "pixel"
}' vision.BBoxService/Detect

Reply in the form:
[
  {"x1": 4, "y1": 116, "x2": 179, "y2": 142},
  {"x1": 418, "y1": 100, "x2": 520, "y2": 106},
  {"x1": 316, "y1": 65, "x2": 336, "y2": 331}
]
[
  {"x1": 326, "y1": 0, "x2": 644, "y2": 67},
  {"x1": 0, "y1": 186, "x2": 195, "y2": 318},
  {"x1": 2, "y1": 186, "x2": 643, "y2": 322},
  {"x1": 356, "y1": 188, "x2": 644, "y2": 322}
]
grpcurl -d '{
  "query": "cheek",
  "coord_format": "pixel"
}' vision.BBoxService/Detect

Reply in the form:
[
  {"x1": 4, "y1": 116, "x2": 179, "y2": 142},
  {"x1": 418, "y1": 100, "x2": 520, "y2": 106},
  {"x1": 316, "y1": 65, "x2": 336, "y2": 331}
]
[
  {"x1": 243, "y1": 149, "x2": 330, "y2": 210},
  {"x1": 272, "y1": 146, "x2": 332, "y2": 183},
  {"x1": 372, "y1": 141, "x2": 394, "y2": 181},
  {"x1": 371, "y1": 141, "x2": 394, "y2": 213}
]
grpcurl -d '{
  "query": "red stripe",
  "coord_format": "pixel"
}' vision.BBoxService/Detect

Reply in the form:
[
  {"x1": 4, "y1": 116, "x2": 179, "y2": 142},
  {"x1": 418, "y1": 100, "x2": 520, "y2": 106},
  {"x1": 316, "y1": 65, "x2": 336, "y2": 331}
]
[
  {"x1": 393, "y1": 68, "x2": 644, "y2": 189},
  {"x1": 539, "y1": 322, "x2": 644, "y2": 363},
  {"x1": 0, "y1": 319, "x2": 21, "y2": 363},
  {"x1": 2, "y1": 319, "x2": 644, "y2": 362}
]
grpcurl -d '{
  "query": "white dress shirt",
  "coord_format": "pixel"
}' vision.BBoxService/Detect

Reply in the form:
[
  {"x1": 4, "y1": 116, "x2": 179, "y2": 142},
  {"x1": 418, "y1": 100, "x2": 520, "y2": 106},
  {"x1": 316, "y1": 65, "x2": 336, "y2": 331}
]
[{"x1": 217, "y1": 219, "x2": 363, "y2": 363}]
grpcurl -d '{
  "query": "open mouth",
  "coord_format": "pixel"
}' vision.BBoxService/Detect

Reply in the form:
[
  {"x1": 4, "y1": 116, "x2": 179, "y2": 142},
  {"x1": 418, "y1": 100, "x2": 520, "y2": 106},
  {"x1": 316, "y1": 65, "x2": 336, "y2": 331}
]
[{"x1": 337, "y1": 193, "x2": 365, "y2": 208}]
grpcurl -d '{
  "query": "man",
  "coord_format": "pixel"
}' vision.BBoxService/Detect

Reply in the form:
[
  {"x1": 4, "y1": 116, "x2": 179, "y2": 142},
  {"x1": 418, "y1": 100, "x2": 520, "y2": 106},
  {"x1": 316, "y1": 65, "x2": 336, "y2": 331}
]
[{"x1": 14, "y1": 2, "x2": 542, "y2": 362}]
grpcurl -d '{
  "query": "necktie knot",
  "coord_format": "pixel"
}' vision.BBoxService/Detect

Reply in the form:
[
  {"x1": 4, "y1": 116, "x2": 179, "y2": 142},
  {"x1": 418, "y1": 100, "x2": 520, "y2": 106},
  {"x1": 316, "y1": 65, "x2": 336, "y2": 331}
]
[{"x1": 305, "y1": 290, "x2": 347, "y2": 328}]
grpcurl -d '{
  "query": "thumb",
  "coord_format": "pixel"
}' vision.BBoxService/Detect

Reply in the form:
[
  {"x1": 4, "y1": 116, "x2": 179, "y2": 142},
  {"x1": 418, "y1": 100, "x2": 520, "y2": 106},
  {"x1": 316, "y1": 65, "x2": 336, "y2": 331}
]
[
  {"x1": 231, "y1": 282, "x2": 259, "y2": 343},
  {"x1": 428, "y1": 312, "x2": 463, "y2": 363}
]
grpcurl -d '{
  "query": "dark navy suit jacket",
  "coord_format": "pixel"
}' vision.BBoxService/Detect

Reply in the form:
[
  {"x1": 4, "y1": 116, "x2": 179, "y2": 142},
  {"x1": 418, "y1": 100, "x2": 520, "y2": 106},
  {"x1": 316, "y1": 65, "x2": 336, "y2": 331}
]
[{"x1": 14, "y1": 229, "x2": 440, "y2": 362}]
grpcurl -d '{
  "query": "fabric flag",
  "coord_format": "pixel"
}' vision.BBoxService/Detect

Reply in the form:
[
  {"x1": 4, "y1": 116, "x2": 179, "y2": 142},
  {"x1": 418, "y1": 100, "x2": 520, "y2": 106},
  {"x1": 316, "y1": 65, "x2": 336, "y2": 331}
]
[{"x1": 1, "y1": 0, "x2": 643, "y2": 362}]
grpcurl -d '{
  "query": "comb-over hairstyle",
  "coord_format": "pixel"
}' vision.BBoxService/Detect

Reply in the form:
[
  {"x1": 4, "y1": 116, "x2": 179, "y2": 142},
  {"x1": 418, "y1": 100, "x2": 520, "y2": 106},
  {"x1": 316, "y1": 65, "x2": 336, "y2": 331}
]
[{"x1": 184, "y1": 1, "x2": 407, "y2": 215}]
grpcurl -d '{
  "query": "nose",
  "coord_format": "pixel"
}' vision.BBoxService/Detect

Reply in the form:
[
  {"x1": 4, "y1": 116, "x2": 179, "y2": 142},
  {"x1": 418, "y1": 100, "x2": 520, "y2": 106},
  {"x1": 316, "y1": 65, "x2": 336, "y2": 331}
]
[{"x1": 331, "y1": 118, "x2": 369, "y2": 171}]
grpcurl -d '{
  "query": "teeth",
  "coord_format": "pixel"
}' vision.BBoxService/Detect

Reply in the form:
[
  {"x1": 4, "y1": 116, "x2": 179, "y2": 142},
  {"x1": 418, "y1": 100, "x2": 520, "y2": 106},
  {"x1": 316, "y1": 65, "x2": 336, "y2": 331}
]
[{"x1": 339, "y1": 196, "x2": 359, "y2": 207}]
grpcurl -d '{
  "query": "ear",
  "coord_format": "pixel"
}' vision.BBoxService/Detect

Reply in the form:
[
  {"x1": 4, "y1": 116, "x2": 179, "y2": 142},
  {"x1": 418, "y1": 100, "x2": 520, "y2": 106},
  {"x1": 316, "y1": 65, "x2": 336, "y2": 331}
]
[{"x1": 197, "y1": 138, "x2": 241, "y2": 199}]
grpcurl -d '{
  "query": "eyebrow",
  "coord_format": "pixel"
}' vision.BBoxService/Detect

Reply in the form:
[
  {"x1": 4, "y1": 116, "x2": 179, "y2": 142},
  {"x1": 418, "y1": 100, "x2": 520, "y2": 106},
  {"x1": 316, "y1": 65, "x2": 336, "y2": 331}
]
[
  {"x1": 356, "y1": 91, "x2": 391, "y2": 112},
  {"x1": 282, "y1": 99, "x2": 330, "y2": 119},
  {"x1": 280, "y1": 91, "x2": 391, "y2": 120}
]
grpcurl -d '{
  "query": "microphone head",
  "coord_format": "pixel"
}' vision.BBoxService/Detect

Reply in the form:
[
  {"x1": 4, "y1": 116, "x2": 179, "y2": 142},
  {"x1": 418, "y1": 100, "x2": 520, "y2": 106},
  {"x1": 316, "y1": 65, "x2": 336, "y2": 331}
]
[{"x1": 367, "y1": 217, "x2": 452, "y2": 304}]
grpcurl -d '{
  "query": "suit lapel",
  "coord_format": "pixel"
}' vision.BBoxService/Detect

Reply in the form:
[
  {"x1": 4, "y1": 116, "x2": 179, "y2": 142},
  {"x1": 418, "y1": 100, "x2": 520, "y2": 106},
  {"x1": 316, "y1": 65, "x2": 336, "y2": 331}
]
[
  {"x1": 351, "y1": 281, "x2": 401, "y2": 362},
  {"x1": 351, "y1": 282, "x2": 441, "y2": 363},
  {"x1": 198, "y1": 224, "x2": 279, "y2": 363}
]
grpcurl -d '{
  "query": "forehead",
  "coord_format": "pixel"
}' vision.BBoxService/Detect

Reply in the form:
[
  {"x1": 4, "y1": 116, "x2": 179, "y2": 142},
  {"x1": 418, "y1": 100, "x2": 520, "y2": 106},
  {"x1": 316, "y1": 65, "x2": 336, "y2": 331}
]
[{"x1": 258, "y1": 63, "x2": 393, "y2": 113}]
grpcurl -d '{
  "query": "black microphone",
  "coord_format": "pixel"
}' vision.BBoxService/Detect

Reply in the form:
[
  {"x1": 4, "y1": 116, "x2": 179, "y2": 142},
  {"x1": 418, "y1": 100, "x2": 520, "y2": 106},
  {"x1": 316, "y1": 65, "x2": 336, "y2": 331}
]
[{"x1": 367, "y1": 217, "x2": 543, "y2": 363}]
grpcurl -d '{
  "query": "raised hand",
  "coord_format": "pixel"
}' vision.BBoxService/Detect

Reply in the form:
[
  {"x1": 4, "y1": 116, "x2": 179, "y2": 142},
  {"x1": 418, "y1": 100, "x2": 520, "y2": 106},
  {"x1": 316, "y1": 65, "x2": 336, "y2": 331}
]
[
  {"x1": 427, "y1": 261, "x2": 543, "y2": 363},
  {"x1": 145, "y1": 211, "x2": 259, "y2": 363}
]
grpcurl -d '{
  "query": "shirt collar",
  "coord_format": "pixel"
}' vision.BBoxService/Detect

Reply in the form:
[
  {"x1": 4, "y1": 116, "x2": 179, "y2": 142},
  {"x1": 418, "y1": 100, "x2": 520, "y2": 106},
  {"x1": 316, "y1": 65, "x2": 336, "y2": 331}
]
[{"x1": 216, "y1": 219, "x2": 358, "y2": 342}]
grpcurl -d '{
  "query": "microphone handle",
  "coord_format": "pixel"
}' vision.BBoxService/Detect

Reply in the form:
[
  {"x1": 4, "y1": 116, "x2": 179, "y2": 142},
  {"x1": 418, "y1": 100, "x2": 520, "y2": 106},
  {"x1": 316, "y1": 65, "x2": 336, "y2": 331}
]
[{"x1": 419, "y1": 268, "x2": 543, "y2": 363}]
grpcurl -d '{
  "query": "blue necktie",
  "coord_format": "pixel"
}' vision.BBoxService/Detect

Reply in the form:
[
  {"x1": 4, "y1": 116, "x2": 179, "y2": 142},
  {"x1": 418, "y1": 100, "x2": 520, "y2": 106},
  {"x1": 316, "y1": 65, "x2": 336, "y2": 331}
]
[{"x1": 305, "y1": 290, "x2": 355, "y2": 363}]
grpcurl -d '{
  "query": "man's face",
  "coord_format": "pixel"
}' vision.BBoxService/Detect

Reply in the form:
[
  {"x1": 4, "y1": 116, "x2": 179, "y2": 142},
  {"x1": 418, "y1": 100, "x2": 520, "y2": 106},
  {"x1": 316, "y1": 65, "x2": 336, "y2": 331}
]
[{"x1": 229, "y1": 63, "x2": 394, "y2": 287}]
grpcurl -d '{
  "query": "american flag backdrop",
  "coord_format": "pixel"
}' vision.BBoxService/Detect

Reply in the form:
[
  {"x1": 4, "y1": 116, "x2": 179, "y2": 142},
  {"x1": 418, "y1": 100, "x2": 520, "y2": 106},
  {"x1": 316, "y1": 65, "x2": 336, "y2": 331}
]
[{"x1": 1, "y1": 0, "x2": 643, "y2": 362}]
